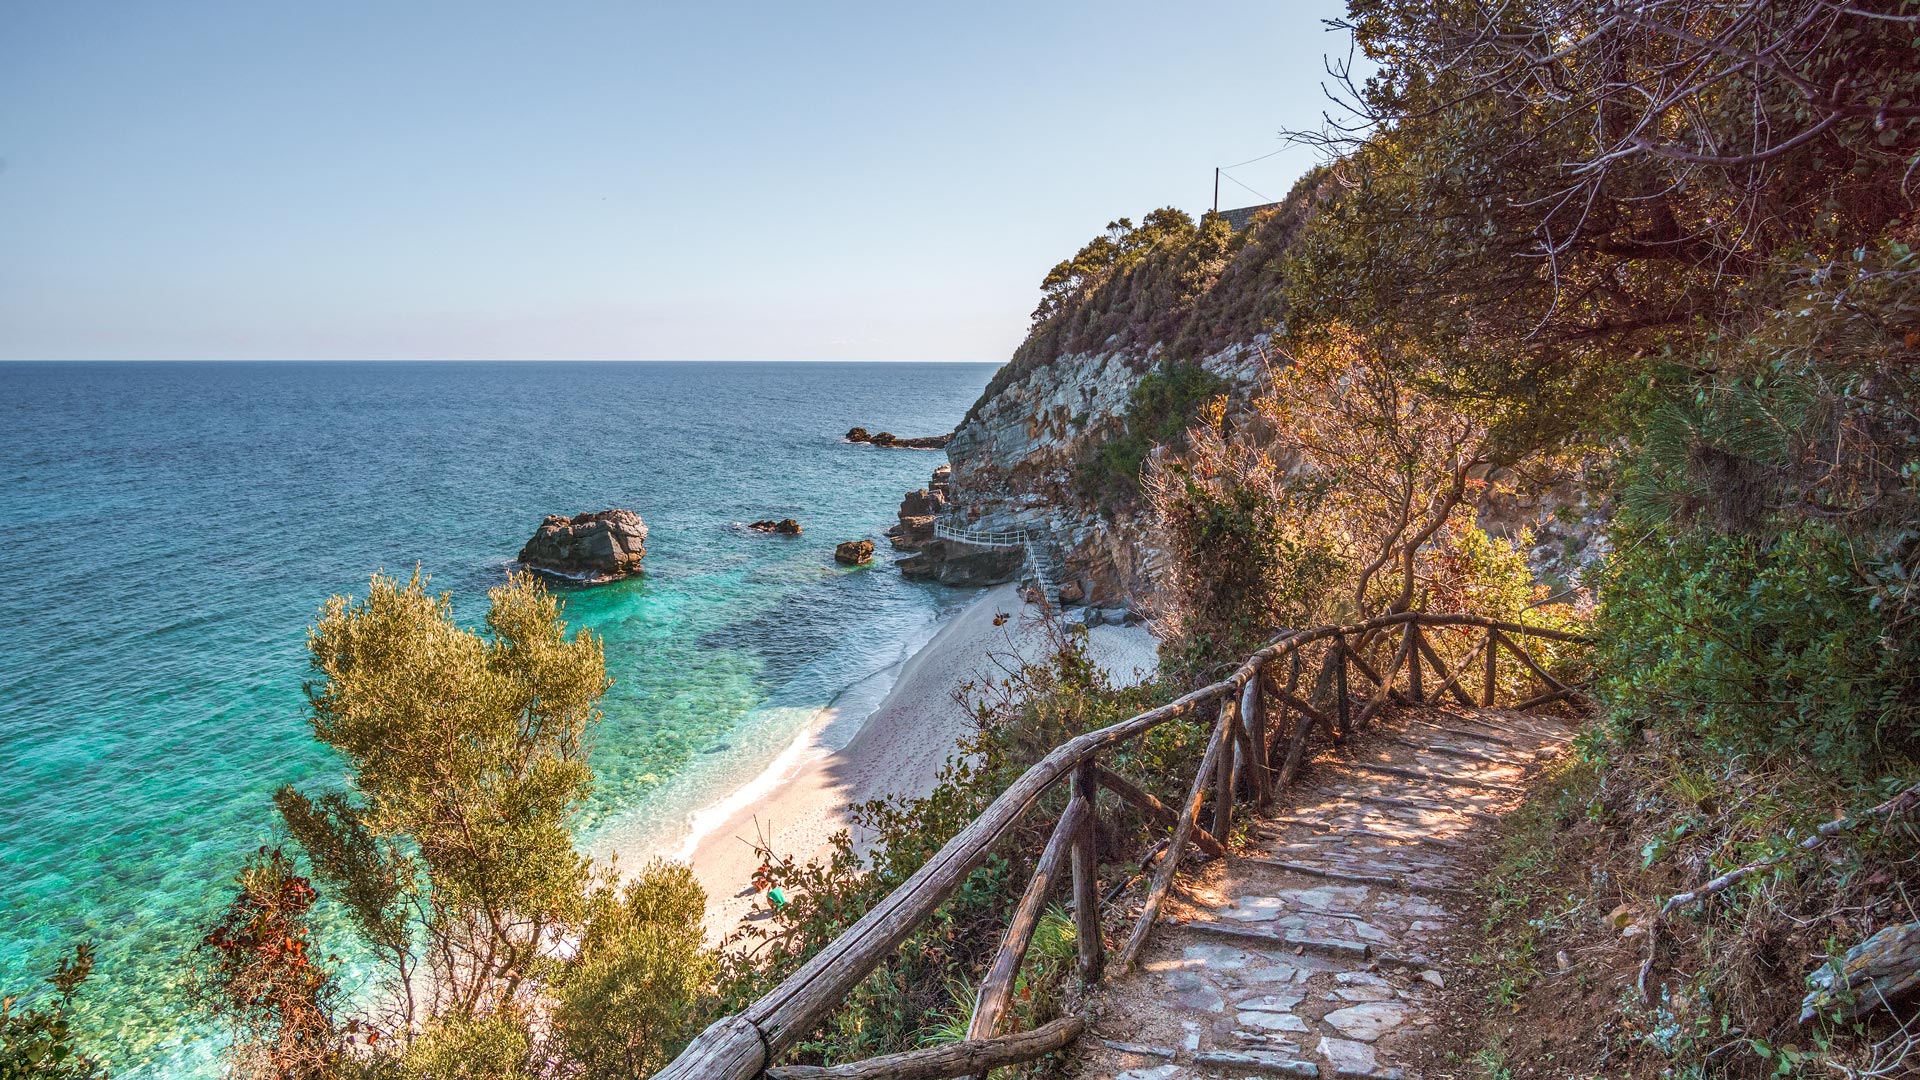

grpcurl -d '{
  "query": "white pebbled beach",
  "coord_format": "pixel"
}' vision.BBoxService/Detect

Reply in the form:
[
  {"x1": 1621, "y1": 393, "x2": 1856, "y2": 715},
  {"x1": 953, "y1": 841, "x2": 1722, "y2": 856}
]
[{"x1": 672, "y1": 581, "x2": 1159, "y2": 940}]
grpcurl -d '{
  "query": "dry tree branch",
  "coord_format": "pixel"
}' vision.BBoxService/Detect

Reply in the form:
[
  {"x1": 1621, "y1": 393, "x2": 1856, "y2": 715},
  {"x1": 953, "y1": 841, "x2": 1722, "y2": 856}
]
[{"x1": 1662, "y1": 778, "x2": 1920, "y2": 914}]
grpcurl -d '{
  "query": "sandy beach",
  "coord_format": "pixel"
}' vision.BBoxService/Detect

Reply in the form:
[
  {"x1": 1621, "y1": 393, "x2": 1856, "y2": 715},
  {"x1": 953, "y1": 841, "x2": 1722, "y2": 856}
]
[{"x1": 665, "y1": 582, "x2": 1159, "y2": 939}]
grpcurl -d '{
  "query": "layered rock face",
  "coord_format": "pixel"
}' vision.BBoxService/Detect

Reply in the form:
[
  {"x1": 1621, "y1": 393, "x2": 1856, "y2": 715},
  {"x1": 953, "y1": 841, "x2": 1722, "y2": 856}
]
[
  {"x1": 889, "y1": 461, "x2": 1026, "y2": 585},
  {"x1": 897, "y1": 539, "x2": 1025, "y2": 587},
  {"x1": 905, "y1": 342, "x2": 1270, "y2": 607},
  {"x1": 903, "y1": 185, "x2": 1595, "y2": 611},
  {"x1": 518, "y1": 509, "x2": 647, "y2": 581}
]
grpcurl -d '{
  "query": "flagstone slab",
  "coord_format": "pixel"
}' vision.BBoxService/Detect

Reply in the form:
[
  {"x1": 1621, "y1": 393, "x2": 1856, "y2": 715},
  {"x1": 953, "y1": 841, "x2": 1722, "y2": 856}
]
[
  {"x1": 1322, "y1": 1002, "x2": 1413, "y2": 1042},
  {"x1": 1065, "y1": 708, "x2": 1570, "y2": 1080}
]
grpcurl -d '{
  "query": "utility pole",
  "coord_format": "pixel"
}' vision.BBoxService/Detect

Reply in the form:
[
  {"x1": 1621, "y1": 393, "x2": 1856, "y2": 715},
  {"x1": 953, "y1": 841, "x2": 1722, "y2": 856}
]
[{"x1": 1213, "y1": 167, "x2": 1220, "y2": 215}]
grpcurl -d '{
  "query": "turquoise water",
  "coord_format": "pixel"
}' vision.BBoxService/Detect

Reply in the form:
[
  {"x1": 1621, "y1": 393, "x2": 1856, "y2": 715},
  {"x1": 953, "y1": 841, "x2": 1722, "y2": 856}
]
[{"x1": 0, "y1": 360, "x2": 994, "y2": 1076}]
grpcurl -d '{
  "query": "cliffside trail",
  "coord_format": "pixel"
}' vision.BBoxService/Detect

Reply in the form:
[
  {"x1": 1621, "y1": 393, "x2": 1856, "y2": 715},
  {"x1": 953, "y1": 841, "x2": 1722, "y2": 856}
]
[{"x1": 1066, "y1": 705, "x2": 1571, "y2": 1080}]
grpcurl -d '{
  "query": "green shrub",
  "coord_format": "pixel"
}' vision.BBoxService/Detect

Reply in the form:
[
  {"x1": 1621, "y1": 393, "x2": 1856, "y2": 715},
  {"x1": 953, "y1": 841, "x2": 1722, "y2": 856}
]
[
  {"x1": 1074, "y1": 361, "x2": 1229, "y2": 510},
  {"x1": 1, "y1": 944, "x2": 103, "y2": 1080},
  {"x1": 199, "y1": 573, "x2": 719, "y2": 1080},
  {"x1": 393, "y1": 1014, "x2": 534, "y2": 1080},
  {"x1": 553, "y1": 862, "x2": 717, "y2": 1080},
  {"x1": 1595, "y1": 515, "x2": 1920, "y2": 786}
]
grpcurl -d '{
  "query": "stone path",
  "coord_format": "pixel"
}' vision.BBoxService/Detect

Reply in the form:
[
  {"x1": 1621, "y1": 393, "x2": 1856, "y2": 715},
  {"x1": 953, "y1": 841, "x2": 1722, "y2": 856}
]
[{"x1": 1067, "y1": 706, "x2": 1570, "y2": 1080}]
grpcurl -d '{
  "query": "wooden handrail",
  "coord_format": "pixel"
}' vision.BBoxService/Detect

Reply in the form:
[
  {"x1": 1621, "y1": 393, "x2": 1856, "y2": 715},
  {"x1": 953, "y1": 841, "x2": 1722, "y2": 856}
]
[
  {"x1": 651, "y1": 610, "x2": 1589, "y2": 1080},
  {"x1": 763, "y1": 1016, "x2": 1085, "y2": 1080}
]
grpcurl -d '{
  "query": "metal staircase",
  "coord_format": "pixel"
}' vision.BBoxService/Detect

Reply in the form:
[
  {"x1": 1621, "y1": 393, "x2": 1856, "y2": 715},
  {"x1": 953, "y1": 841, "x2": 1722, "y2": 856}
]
[
  {"x1": 930, "y1": 514, "x2": 1069, "y2": 611},
  {"x1": 1022, "y1": 535, "x2": 1067, "y2": 611}
]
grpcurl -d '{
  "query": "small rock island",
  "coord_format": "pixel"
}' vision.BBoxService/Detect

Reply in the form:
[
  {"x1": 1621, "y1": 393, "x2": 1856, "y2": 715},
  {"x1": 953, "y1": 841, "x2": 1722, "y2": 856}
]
[
  {"x1": 749, "y1": 518, "x2": 802, "y2": 535},
  {"x1": 517, "y1": 509, "x2": 647, "y2": 581},
  {"x1": 845, "y1": 427, "x2": 952, "y2": 450},
  {"x1": 834, "y1": 539, "x2": 875, "y2": 565}
]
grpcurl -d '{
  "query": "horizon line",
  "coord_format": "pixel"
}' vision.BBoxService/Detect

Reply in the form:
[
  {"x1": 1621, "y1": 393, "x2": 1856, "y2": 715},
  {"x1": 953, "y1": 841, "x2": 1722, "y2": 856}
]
[{"x1": 0, "y1": 357, "x2": 1009, "y2": 364}]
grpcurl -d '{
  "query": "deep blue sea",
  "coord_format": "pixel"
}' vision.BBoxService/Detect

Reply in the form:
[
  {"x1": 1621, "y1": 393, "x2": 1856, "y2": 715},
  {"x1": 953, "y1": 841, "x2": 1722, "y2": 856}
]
[{"x1": 0, "y1": 360, "x2": 995, "y2": 1076}]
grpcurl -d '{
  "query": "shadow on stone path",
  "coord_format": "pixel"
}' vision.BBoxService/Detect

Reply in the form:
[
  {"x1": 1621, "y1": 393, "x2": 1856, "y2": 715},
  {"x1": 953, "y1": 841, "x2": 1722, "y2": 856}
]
[{"x1": 1065, "y1": 707, "x2": 1571, "y2": 1080}]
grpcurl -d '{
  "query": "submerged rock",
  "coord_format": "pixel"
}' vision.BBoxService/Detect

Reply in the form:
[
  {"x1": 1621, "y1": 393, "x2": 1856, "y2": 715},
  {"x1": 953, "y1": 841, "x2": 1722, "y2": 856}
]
[
  {"x1": 517, "y1": 509, "x2": 647, "y2": 581},
  {"x1": 748, "y1": 518, "x2": 802, "y2": 535},
  {"x1": 834, "y1": 539, "x2": 875, "y2": 565}
]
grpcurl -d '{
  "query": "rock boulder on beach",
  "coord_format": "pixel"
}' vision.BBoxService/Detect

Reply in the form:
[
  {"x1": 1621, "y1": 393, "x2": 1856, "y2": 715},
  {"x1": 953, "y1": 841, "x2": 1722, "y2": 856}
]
[
  {"x1": 517, "y1": 509, "x2": 647, "y2": 581},
  {"x1": 834, "y1": 540, "x2": 875, "y2": 565}
]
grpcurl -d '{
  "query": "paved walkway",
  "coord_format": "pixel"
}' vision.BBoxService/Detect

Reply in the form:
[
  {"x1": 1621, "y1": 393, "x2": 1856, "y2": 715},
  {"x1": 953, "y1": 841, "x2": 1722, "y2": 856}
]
[{"x1": 1067, "y1": 707, "x2": 1571, "y2": 1080}]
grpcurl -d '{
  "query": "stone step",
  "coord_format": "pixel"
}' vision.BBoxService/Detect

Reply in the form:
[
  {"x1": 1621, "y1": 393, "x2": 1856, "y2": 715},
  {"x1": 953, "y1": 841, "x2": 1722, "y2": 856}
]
[
  {"x1": 1258, "y1": 824, "x2": 1467, "y2": 851},
  {"x1": 1348, "y1": 762, "x2": 1524, "y2": 793},
  {"x1": 1102, "y1": 1040, "x2": 1176, "y2": 1059},
  {"x1": 1403, "y1": 718, "x2": 1524, "y2": 748},
  {"x1": 1381, "y1": 734, "x2": 1528, "y2": 766},
  {"x1": 1235, "y1": 857, "x2": 1403, "y2": 889},
  {"x1": 1359, "y1": 787, "x2": 1505, "y2": 818},
  {"x1": 1192, "y1": 1049, "x2": 1320, "y2": 1077},
  {"x1": 1185, "y1": 920, "x2": 1374, "y2": 960}
]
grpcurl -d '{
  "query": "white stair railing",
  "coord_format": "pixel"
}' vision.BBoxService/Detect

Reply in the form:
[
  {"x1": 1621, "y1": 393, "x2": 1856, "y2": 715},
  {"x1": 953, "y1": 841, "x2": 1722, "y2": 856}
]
[
  {"x1": 931, "y1": 514, "x2": 1069, "y2": 609},
  {"x1": 931, "y1": 514, "x2": 1033, "y2": 549}
]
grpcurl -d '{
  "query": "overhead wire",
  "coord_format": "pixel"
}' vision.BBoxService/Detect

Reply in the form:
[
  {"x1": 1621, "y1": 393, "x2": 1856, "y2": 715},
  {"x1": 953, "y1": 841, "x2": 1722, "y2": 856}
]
[
  {"x1": 1222, "y1": 145, "x2": 1290, "y2": 170},
  {"x1": 1219, "y1": 169, "x2": 1275, "y2": 204}
]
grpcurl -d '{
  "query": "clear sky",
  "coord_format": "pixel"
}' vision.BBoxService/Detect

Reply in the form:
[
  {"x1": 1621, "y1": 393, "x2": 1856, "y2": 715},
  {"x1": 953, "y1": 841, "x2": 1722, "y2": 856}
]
[{"x1": 0, "y1": 1, "x2": 1353, "y2": 361}]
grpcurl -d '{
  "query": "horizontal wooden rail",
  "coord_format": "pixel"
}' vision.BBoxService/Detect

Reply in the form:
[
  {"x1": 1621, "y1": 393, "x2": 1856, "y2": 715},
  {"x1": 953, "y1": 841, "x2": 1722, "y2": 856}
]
[
  {"x1": 652, "y1": 611, "x2": 1589, "y2": 1080},
  {"x1": 764, "y1": 1016, "x2": 1085, "y2": 1080}
]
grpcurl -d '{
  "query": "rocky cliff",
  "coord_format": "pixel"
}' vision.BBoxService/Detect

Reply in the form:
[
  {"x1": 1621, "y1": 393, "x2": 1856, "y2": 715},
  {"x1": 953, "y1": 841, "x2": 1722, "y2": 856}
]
[
  {"x1": 897, "y1": 342, "x2": 1270, "y2": 608},
  {"x1": 894, "y1": 186, "x2": 1321, "y2": 609},
  {"x1": 898, "y1": 174, "x2": 1602, "y2": 610}
]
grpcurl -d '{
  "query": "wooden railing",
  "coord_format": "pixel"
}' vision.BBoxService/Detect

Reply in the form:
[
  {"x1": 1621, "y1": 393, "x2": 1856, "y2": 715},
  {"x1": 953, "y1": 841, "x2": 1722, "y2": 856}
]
[{"x1": 653, "y1": 611, "x2": 1589, "y2": 1080}]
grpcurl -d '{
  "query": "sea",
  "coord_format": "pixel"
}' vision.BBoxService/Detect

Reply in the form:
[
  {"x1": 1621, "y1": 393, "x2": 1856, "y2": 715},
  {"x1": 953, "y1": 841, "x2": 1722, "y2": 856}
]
[{"x1": 0, "y1": 360, "x2": 997, "y2": 1077}]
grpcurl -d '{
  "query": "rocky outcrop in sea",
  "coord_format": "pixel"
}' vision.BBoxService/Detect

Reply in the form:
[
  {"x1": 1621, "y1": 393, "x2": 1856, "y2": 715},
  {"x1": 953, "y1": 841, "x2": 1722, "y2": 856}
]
[
  {"x1": 834, "y1": 539, "x2": 875, "y2": 565},
  {"x1": 518, "y1": 509, "x2": 647, "y2": 581},
  {"x1": 749, "y1": 518, "x2": 802, "y2": 535},
  {"x1": 845, "y1": 427, "x2": 952, "y2": 450},
  {"x1": 886, "y1": 464, "x2": 951, "y2": 552}
]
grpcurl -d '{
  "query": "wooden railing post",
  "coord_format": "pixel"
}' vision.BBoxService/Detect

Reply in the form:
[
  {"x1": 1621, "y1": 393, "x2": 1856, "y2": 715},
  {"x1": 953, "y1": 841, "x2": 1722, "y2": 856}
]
[
  {"x1": 1242, "y1": 670, "x2": 1269, "y2": 808},
  {"x1": 1334, "y1": 634, "x2": 1352, "y2": 735},
  {"x1": 1355, "y1": 625, "x2": 1417, "y2": 729},
  {"x1": 1092, "y1": 766, "x2": 1226, "y2": 855},
  {"x1": 1497, "y1": 629, "x2": 1580, "y2": 710},
  {"x1": 1404, "y1": 622, "x2": 1424, "y2": 701},
  {"x1": 1213, "y1": 698, "x2": 1237, "y2": 840},
  {"x1": 1483, "y1": 627, "x2": 1498, "y2": 706},
  {"x1": 1121, "y1": 703, "x2": 1236, "y2": 972},
  {"x1": 1413, "y1": 628, "x2": 1479, "y2": 708},
  {"x1": 1258, "y1": 670, "x2": 1279, "y2": 772},
  {"x1": 968, "y1": 796, "x2": 1088, "y2": 1042},
  {"x1": 1069, "y1": 759, "x2": 1103, "y2": 984},
  {"x1": 1118, "y1": 702, "x2": 1232, "y2": 973}
]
